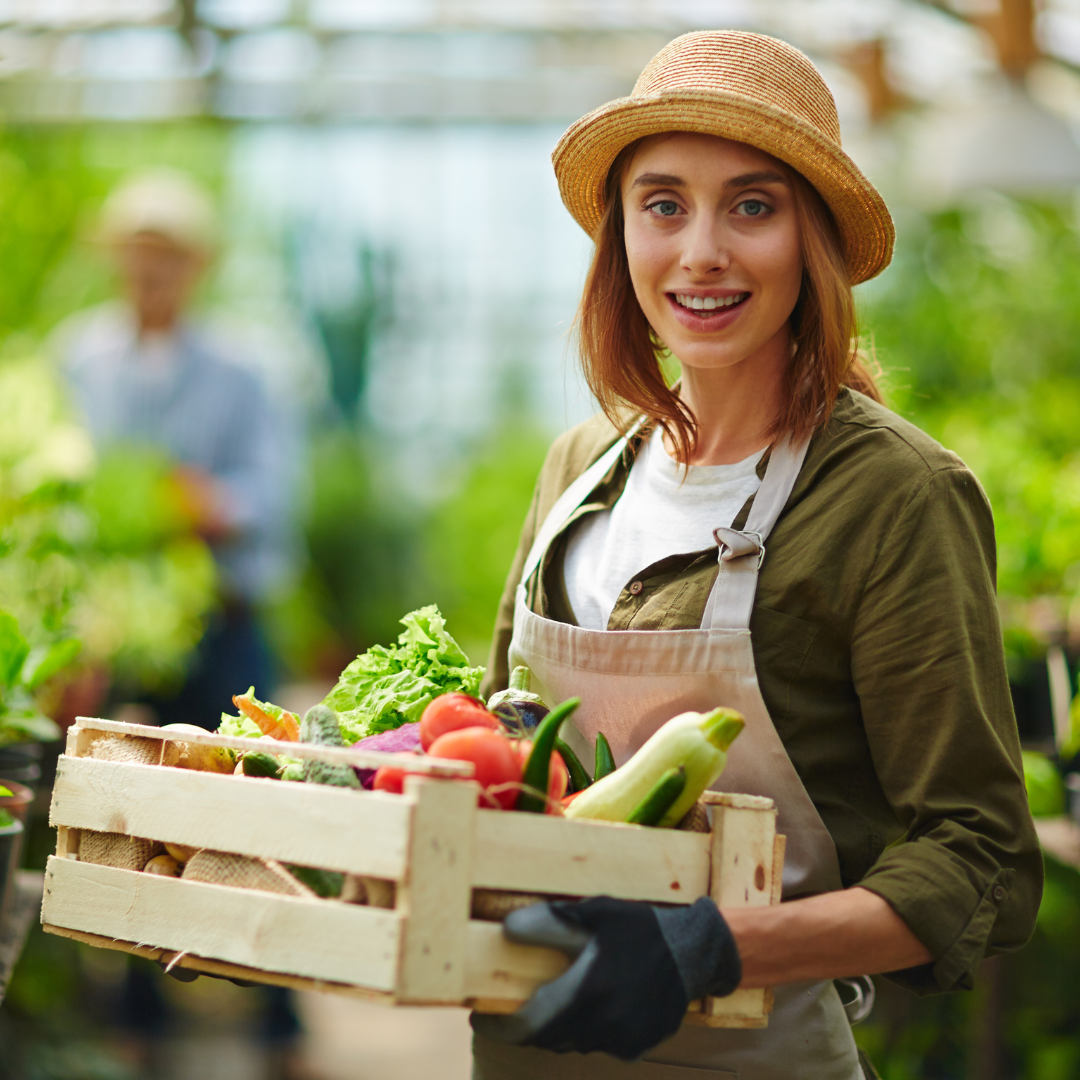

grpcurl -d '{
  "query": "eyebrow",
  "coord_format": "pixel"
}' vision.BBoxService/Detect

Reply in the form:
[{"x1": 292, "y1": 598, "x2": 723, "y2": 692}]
[{"x1": 630, "y1": 169, "x2": 788, "y2": 190}]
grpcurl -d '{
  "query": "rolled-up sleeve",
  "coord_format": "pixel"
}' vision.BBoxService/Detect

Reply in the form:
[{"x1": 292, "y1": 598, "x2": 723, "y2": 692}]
[{"x1": 852, "y1": 466, "x2": 1042, "y2": 993}]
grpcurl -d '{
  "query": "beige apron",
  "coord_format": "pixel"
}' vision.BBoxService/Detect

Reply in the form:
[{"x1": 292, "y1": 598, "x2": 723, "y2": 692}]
[{"x1": 473, "y1": 433, "x2": 862, "y2": 1080}]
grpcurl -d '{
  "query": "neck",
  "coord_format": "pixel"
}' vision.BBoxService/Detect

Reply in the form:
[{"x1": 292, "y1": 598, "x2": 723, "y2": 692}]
[
  {"x1": 672, "y1": 329, "x2": 790, "y2": 466},
  {"x1": 137, "y1": 312, "x2": 180, "y2": 336}
]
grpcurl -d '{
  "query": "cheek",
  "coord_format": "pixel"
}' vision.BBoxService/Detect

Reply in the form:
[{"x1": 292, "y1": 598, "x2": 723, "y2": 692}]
[
  {"x1": 752, "y1": 223, "x2": 803, "y2": 312},
  {"x1": 624, "y1": 223, "x2": 674, "y2": 315}
]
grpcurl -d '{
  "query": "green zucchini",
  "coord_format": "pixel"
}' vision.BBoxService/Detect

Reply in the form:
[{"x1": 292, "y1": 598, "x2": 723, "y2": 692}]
[
  {"x1": 594, "y1": 732, "x2": 616, "y2": 781},
  {"x1": 517, "y1": 697, "x2": 581, "y2": 813},
  {"x1": 626, "y1": 766, "x2": 686, "y2": 826},
  {"x1": 555, "y1": 738, "x2": 592, "y2": 792}
]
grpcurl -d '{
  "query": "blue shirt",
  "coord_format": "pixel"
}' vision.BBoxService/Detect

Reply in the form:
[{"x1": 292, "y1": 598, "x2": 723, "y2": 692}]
[{"x1": 59, "y1": 304, "x2": 299, "y2": 602}]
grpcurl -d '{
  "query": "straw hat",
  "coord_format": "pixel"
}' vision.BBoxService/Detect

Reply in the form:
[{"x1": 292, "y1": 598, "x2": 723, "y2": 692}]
[
  {"x1": 97, "y1": 169, "x2": 218, "y2": 255},
  {"x1": 552, "y1": 31, "x2": 894, "y2": 284}
]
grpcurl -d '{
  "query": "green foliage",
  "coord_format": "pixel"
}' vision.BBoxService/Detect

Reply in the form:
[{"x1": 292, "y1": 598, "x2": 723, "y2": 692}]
[
  {"x1": 424, "y1": 425, "x2": 550, "y2": 655},
  {"x1": 0, "y1": 357, "x2": 216, "y2": 702},
  {"x1": 863, "y1": 198, "x2": 1080, "y2": 610},
  {"x1": 295, "y1": 430, "x2": 424, "y2": 662},
  {"x1": 1022, "y1": 750, "x2": 1066, "y2": 817}
]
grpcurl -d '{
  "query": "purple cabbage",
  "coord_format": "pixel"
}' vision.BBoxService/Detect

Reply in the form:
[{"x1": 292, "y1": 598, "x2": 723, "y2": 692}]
[{"x1": 350, "y1": 721, "x2": 422, "y2": 789}]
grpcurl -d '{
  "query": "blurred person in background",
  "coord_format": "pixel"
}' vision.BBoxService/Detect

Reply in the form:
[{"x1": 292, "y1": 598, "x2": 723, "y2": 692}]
[
  {"x1": 52, "y1": 170, "x2": 305, "y2": 1080},
  {"x1": 54, "y1": 169, "x2": 299, "y2": 730}
]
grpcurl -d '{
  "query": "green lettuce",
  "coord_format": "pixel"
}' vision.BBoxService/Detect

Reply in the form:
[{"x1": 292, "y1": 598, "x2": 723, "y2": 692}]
[
  {"x1": 323, "y1": 605, "x2": 484, "y2": 743},
  {"x1": 217, "y1": 686, "x2": 284, "y2": 740}
]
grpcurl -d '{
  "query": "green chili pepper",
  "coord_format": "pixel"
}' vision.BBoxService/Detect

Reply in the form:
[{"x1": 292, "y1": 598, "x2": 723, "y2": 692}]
[
  {"x1": 555, "y1": 737, "x2": 592, "y2": 792},
  {"x1": 625, "y1": 766, "x2": 687, "y2": 827},
  {"x1": 517, "y1": 697, "x2": 582, "y2": 813},
  {"x1": 594, "y1": 731, "x2": 616, "y2": 781}
]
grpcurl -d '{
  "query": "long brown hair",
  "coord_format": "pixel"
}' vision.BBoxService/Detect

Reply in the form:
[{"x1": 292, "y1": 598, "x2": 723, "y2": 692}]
[{"x1": 574, "y1": 138, "x2": 882, "y2": 465}]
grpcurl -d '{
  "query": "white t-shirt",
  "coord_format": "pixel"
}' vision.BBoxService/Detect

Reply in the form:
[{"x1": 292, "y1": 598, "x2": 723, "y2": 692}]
[{"x1": 563, "y1": 427, "x2": 765, "y2": 631}]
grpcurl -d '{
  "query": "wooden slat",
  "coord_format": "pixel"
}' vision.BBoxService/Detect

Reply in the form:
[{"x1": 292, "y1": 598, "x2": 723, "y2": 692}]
[
  {"x1": 73, "y1": 717, "x2": 474, "y2": 777},
  {"x1": 42, "y1": 924, "x2": 399, "y2": 1005},
  {"x1": 472, "y1": 811, "x2": 711, "y2": 903},
  {"x1": 50, "y1": 755, "x2": 415, "y2": 880},
  {"x1": 709, "y1": 803, "x2": 776, "y2": 909},
  {"x1": 703, "y1": 800, "x2": 778, "y2": 1025},
  {"x1": 463, "y1": 918, "x2": 570, "y2": 1005},
  {"x1": 395, "y1": 777, "x2": 476, "y2": 1003},
  {"x1": 41, "y1": 857, "x2": 402, "y2": 990}
]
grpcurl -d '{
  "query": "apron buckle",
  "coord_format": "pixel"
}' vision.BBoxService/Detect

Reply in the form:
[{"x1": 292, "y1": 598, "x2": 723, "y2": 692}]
[{"x1": 714, "y1": 527, "x2": 766, "y2": 568}]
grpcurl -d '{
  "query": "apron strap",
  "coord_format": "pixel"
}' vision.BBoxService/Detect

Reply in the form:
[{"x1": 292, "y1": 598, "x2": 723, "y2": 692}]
[
  {"x1": 701, "y1": 435, "x2": 811, "y2": 631},
  {"x1": 518, "y1": 428, "x2": 639, "y2": 588}
]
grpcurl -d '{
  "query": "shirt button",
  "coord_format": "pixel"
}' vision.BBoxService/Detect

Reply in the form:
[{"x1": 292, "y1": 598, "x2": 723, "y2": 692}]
[
  {"x1": 992, "y1": 885, "x2": 1007, "y2": 903},
  {"x1": 629, "y1": 581, "x2": 644, "y2": 595}
]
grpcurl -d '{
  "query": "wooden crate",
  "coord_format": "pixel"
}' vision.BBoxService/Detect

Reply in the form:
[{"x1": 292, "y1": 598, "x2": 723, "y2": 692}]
[{"x1": 41, "y1": 717, "x2": 784, "y2": 1027}]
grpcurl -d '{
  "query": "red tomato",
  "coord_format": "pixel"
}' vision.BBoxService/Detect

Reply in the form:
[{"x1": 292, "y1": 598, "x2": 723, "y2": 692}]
[
  {"x1": 515, "y1": 740, "x2": 569, "y2": 811},
  {"x1": 372, "y1": 766, "x2": 407, "y2": 794},
  {"x1": 419, "y1": 693, "x2": 500, "y2": 750},
  {"x1": 427, "y1": 726, "x2": 522, "y2": 810}
]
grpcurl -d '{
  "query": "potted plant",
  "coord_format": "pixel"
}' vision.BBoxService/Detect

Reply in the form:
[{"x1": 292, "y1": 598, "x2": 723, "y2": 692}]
[{"x1": 0, "y1": 787, "x2": 24, "y2": 928}]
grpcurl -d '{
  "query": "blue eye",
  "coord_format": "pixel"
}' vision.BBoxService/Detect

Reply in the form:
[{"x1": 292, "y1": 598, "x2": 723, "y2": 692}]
[
  {"x1": 738, "y1": 199, "x2": 768, "y2": 217},
  {"x1": 650, "y1": 200, "x2": 680, "y2": 216}
]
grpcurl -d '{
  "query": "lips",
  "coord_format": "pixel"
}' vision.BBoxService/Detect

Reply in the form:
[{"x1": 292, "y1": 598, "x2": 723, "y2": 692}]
[{"x1": 665, "y1": 290, "x2": 751, "y2": 331}]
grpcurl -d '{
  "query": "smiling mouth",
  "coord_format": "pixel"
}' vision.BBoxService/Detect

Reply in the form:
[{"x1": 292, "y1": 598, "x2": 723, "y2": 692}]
[{"x1": 672, "y1": 292, "x2": 750, "y2": 313}]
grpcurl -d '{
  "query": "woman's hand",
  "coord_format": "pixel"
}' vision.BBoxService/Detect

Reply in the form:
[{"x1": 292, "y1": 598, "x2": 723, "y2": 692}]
[
  {"x1": 724, "y1": 885, "x2": 933, "y2": 987},
  {"x1": 471, "y1": 896, "x2": 741, "y2": 1060}
]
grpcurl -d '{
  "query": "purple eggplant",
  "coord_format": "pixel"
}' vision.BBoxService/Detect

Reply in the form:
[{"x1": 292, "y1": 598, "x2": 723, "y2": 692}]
[{"x1": 487, "y1": 666, "x2": 549, "y2": 733}]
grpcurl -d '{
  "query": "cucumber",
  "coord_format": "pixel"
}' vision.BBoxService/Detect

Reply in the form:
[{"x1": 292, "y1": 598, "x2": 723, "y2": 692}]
[
  {"x1": 240, "y1": 751, "x2": 281, "y2": 778},
  {"x1": 555, "y1": 738, "x2": 592, "y2": 792},
  {"x1": 300, "y1": 704, "x2": 361, "y2": 788},
  {"x1": 626, "y1": 766, "x2": 686, "y2": 826},
  {"x1": 594, "y1": 732, "x2": 616, "y2": 781},
  {"x1": 517, "y1": 698, "x2": 581, "y2": 813},
  {"x1": 566, "y1": 708, "x2": 744, "y2": 828}
]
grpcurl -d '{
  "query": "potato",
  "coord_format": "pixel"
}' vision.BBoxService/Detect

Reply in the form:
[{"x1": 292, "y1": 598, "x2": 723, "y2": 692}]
[
  {"x1": 161, "y1": 723, "x2": 235, "y2": 774},
  {"x1": 144, "y1": 854, "x2": 181, "y2": 876},
  {"x1": 164, "y1": 842, "x2": 197, "y2": 863}
]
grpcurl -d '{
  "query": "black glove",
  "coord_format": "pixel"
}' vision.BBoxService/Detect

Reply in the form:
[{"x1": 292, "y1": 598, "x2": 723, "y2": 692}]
[{"x1": 471, "y1": 895, "x2": 741, "y2": 1061}]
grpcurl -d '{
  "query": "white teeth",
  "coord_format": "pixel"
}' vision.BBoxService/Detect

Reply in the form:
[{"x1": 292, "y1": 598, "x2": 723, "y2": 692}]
[{"x1": 674, "y1": 292, "x2": 747, "y2": 310}]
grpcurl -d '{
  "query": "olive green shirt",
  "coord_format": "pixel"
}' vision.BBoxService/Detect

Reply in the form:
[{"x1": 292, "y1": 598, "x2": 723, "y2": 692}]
[{"x1": 484, "y1": 389, "x2": 1041, "y2": 996}]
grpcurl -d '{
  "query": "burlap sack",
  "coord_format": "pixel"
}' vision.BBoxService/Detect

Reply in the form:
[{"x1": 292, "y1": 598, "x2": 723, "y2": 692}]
[
  {"x1": 89, "y1": 736, "x2": 162, "y2": 766},
  {"x1": 471, "y1": 889, "x2": 578, "y2": 922},
  {"x1": 181, "y1": 850, "x2": 314, "y2": 898},
  {"x1": 677, "y1": 800, "x2": 711, "y2": 833},
  {"x1": 79, "y1": 831, "x2": 164, "y2": 871}
]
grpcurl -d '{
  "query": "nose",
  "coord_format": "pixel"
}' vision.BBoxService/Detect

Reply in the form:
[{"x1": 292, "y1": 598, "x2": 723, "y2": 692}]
[{"x1": 680, "y1": 212, "x2": 730, "y2": 277}]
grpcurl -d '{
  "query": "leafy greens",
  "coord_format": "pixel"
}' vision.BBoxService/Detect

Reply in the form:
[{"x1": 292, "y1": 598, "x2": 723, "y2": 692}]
[{"x1": 323, "y1": 605, "x2": 483, "y2": 743}]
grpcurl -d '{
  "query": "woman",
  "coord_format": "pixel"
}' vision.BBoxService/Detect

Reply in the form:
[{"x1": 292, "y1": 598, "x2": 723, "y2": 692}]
[{"x1": 471, "y1": 30, "x2": 1041, "y2": 1080}]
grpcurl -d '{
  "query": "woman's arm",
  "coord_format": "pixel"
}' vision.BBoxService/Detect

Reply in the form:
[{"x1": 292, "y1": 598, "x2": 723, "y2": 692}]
[{"x1": 725, "y1": 886, "x2": 932, "y2": 988}]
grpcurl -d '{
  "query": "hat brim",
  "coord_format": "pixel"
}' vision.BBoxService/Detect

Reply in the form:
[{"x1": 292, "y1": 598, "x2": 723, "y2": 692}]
[{"x1": 552, "y1": 89, "x2": 894, "y2": 285}]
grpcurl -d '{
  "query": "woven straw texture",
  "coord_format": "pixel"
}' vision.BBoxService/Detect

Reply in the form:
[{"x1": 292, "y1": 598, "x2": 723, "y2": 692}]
[
  {"x1": 80, "y1": 831, "x2": 163, "y2": 871},
  {"x1": 182, "y1": 850, "x2": 314, "y2": 897},
  {"x1": 552, "y1": 30, "x2": 894, "y2": 284}
]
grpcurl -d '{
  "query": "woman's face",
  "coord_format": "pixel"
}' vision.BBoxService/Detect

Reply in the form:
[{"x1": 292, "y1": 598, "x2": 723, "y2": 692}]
[{"x1": 621, "y1": 133, "x2": 803, "y2": 376}]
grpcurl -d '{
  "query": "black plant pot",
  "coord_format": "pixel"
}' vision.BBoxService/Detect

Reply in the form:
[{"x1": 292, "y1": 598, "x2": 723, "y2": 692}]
[
  {"x1": 0, "y1": 744, "x2": 43, "y2": 791},
  {"x1": 0, "y1": 816, "x2": 25, "y2": 929}
]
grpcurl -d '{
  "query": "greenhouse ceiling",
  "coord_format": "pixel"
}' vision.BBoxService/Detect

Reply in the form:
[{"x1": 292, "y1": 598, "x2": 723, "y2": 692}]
[{"x1": 0, "y1": 0, "x2": 1078, "y2": 123}]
